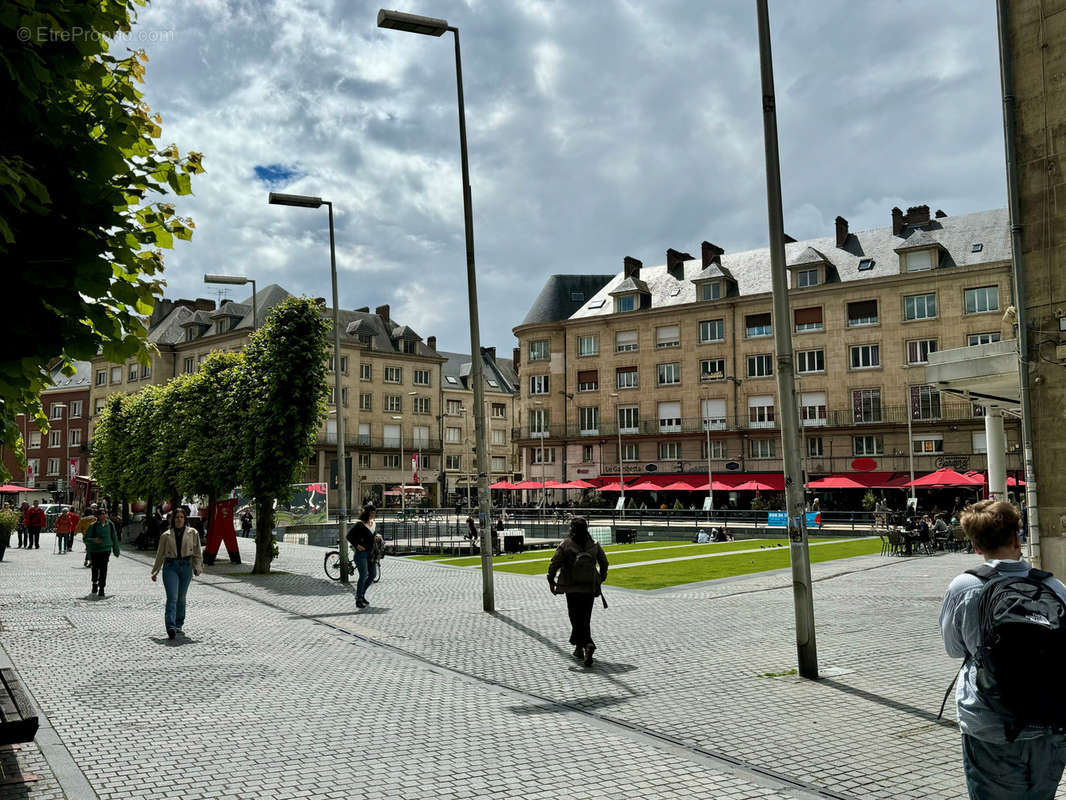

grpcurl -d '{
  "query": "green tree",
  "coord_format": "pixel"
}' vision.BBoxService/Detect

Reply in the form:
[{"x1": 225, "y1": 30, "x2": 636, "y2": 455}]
[
  {"x1": 91, "y1": 394, "x2": 132, "y2": 501},
  {"x1": 0, "y1": 0, "x2": 204, "y2": 480},
  {"x1": 239, "y1": 297, "x2": 330, "y2": 573}
]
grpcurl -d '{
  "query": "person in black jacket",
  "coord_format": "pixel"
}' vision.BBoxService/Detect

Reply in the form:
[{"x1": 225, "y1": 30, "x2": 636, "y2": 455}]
[
  {"x1": 547, "y1": 517, "x2": 609, "y2": 667},
  {"x1": 346, "y1": 505, "x2": 377, "y2": 608}
]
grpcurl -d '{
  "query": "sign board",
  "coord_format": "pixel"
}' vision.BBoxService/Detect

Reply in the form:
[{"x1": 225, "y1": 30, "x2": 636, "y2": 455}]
[
  {"x1": 725, "y1": 461, "x2": 740, "y2": 471},
  {"x1": 615, "y1": 497, "x2": 625, "y2": 511},
  {"x1": 851, "y1": 457, "x2": 877, "y2": 472},
  {"x1": 702, "y1": 497, "x2": 712, "y2": 511},
  {"x1": 768, "y1": 512, "x2": 821, "y2": 528},
  {"x1": 645, "y1": 463, "x2": 658, "y2": 472}
]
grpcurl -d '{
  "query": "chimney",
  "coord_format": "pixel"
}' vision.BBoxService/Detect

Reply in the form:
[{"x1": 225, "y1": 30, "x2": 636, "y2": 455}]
[
  {"x1": 355, "y1": 306, "x2": 369, "y2": 313},
  {"x1": 375, "y1": 304, "x2": 390, "y2": 325},
  {"x1": 193, "y1": 298, "x2": 216, "y2": 312},
  {"x1": 783, "y1": 234, "x2": 797, "y2": 244},
  {"x1": 513, "y1": 347, "x2": 521, "y2": 371},
  {"x1": 935, "y1": 209, "x2": 947, "y2": 219},
  {"x1": 835, "y1": 216, "x2": 849, "y2": 248},
  {"x1": 623, "y1": 256, "x2": 642, "y2": 279},
  {"x1": 482, "y1": 346, "x2": 496, "y2": 362},
  {"x1": 149, "y1": 299, "x2": 175, "y2": 329},
  {"x1": 906, "y1": 204, "x2": 930, "y2": 227},
  {"x1": 427, "y1": 335, "x2": 437, "y2": 351},
  {"x1": 891, "y1": 207, "x2": 904, "y2": 235},
  {"x1": 666, "y1": 249, "x2": 692, "y2": 281},
  {"x1": 701, "y1": 241, "x2": 724, "y2": 268}
]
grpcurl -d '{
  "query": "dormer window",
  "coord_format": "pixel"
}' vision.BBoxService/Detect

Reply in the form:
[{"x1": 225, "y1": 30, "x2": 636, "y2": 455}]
[
  {"x1": 186, "y1": 328, "x2": 197, "y2": 342},
  {"x1": 797, "y1": 268, "x2": 819, "y2": 288},
  {"x1": 615, "y1": 295, "x2": 636, "y2": 313},
  {"x1": 905, "y1": 249, "x2": 934, "y2": 272},
  {"x1": 700, "y1": 282, "x2": 721, "y2": 301},
  {"x1": 403, "y1": 340, "x2": 416, "y2": 354},
  {"x1": 358, "y1": 334, "x2": 372, "y2": 347},
  {"x1": 858, "y1": 258, "x2": 874, "y2": 271}
]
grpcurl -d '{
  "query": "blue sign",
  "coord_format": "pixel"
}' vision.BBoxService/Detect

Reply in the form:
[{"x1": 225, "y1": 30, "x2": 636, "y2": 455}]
[{"x1": 768, "y1": 512, "x2": 821, "y2": 528}]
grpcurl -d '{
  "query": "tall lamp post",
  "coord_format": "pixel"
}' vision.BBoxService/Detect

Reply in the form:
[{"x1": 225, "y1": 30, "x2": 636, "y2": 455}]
[
  {"x1": 391, "y1": 415, "x2": 405, "y2": 516},
  {"x1": 378, "y1": 8, "x2": 495, "y2": 611},
  {"x1": 266, "y1": 192, "x2": 351, "y2": 584},
  {"x1": 533, "y1": 400, "x2": 546, "y2": 515},
  {"x1": 204, "y1": 274, "x2": 258, "y2": 331},
  {"x1": 703, "y1": 403, "x2": 714, "y2": 521},
  {"x1": 610, "y1": 392, "x2": 625, "y2": 517}
]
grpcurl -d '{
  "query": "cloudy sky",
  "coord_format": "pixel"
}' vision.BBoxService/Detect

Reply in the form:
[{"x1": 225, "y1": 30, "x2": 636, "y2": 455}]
[{"x1": 130, "y1": 0, "x2": 1006, "y2": 353}]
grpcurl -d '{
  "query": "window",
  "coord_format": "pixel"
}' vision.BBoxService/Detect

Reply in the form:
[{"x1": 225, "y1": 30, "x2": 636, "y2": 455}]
[
  {"x1": 911, "y1": 385, "x2": 941, "y2": 420},
  {"x1": 577, "y1": 370, "x2": 598, "y2": 392},
  {"x1": 360, "y1": 363, "x2": 372, "y2": 381},
  {"x1": 357, "y1": 333, "x2": 372, "y2": 347},
  {"x1": 329, "y1": 387, "x2": 349, "y2": 406},
  {"x1": 853, "y1": 435, "x2": 884, "y2": 456},
  {"x1": 579, "y1": 407, "x2": 600, "y2": 435},
  {"x1": 357, "y1": 423, "x2": 370, "y2": 446},
  {"x1": 446, "y1": 399, "x2": 464, "y2": 415},
  {"x1": 972, "y1": 431, "x2": 988, "y2": 454},
  {"x1": 968, "y1": 332, "x2": 1001, "y2": 346},
  {"x1": 582, "y1": 445, "x2": 594, "y2": 463},
  {"x1": 800, "y1": 392, "x2": 827, "y2": 426},
  {"x1": 700, "y1": 282, "x2": 722, "y2": 301},
  {"x1": 657, "y1": 362, "x2": 681, "y2": 386},
  {"x1": 528, "y1": 408, "x2": 550, "y2": 436},
  {"x1": 446, "y1": 427, "x2": 462, "y2": 443},
  {"x1": 28, "y1": 431, "x2": 41, "y2": 449},
  {"x1": 912, "y1": 434, "x2": 944, "y2": 454},
  {"x1": 413, "y1": 396, "x2": 430, "y2": 415},
  {"x1": 384, "y1": 366, "x2": 402, "y2": 384},
  {"x1": 797, "y1": 349, "x2": 824, "y2": 374},
  {"x1": 402, "y1": 340, "x2": 416, "y2": 354},
  {"x1": 615, "y1": 295, "x2": 636, "y2": 313},
  {"x1": 904, "y1": 293, "x2": 937, "y2": 320},
  {"x1": 847, "y1": 300, "x2": 879, "y2": 327},
  {"x1": 570, "y1": 290, "x2": 585, "y2": 302},
  {"x1": 806, "y1": 437, "x2": 824, "y2": 457},
  {"x1": 850, "y1": 344, "x2": 880, "y2": 369},
  {"x1": 26, "y1": 459, "x2": 39, "y2": 482},
  {"x1": 747, "y1": 354, "x2": 773, "y2": 378},
  {"x1": 700, "y1": 359, "x2": 726, "y2": 382},
  {"x1": 659, "y1": 442, "x2": 681, "y2": 460},
  {"x1": 965, "y1": 286, "x2": 1000, "y2": 314},
  {"x1": 701, "y1": 398, "x2": 726, "y2": 430},
  {"x1": 852, "y1": 389, "x2": 882, "y2": 423},
  {"x1": 358, "y1": 453, "x2": 371, "y2": 468},
  {"x1": 141, "y1": 364, "x2": 151, "y2": 379},
  {"x1": 621, "y1": 443, "x2": 640, "y2": 462},
  {"x1": 577, "y1": 335, "x2": 599, "y2": 356},
  {"x1": 797, "y1": 268, "x2": 819, "y2": 288},
  {"x1": 616, "y1": 366, "x2": 638, "y2": 390},
  {"x1": 383, "y1": 424, "x2": 401, "y2": 448},
  {"x1": 329, "y1": 355, "x2": 349, "y2": 373},
  {"x1": 49, "y1": 430, "x2": 61, "y2": 447},
  {"x1": 745, "y1": 313, "x2": 772, "y2": 338},
  {"x1": 530, "y1": 447, "x2": 556, "y2": 464},
  {"x1": 618, "y1": 406, "x2": 639, "y2": 434},
  {"x1": 413, "y1": 369, "x2": 430, "y2": 386},
  {"x1": 50, "y1": 403, "x2": 64, "y2": 420},
  {"x1": 96, "y1": 370, "x2": 106, "y2": 386},
  {"x1": 360, "y1": 393, "x2": 372, "y2": 411},
  {"x1": 385, "y1": 394, "x2": 402, "y2": 412},
  {"x1": 905, "y1": 249, "x2": 933, "y2": 272},
  {"x1": 748, "y1": 395, "x2": 775, "y2": 428},
  {"x1": 70, "y1": 400, "x2": 82, "y2": 418},
  {"x1": 491, "y1": 403, "x2": 506, "y2": 419},
  {"x1": 615, "y1": 330, "x2": 638, "y2": 352},
  {"x1": 491, "y1": 456, "x2": 507, "y2": 472},
  {"x1": 491, "y1": 429, "x2": 506, "y2": 445},
  {"x1": 702, "y1": 440, "x2": 727, "y2": 459},
  {"x1": 128, "y1": 364, "x2": 139, "y2": 381},
  {"x1": 699, "y1": 319, "x2": 724, "y2": 343},
  {"x1": 412, "y1": 426, "x2": 430, "y2": 448},
  {"x1": 529, "y1": 340, "x2": 550, "y2": 361},
  {"x1": 972, "y1": 243, "x2": 984, "y2": 253},
  {"x1": 658, "y1": 401, "x2": 681, "y2": 433},
  {"x1": 183, "y1": 357, "x2": 194, "y2": 374},
  {"x1": 529, "y1": 374, "x2": 550, "y2": 395},
  {"x1": 749, "y1": 439, "x2": 776, "y2": 459},
  {"x1": 383, "y1": 454, "x2": 401, "y2": 469},
  {"x1": 47, "y1": 458, "x2": 60, "y2": 476},
  {"x1": 69, "y1": 429, "x2": 82, "y2": 447},
  {"x1": 94, "y1": 399, "x2": 105, "y2": 416},
  {"x1": 655, "y1": 325, "x2": 680, "y2": 349},
  {"x1": 794, "y1": 307, "x2": 823, "y2": 332},
  {"x1": 858, "y1": 258, "x2": 874, "y2": 271},
  {"x1": 907, "y1": 339, "x2": 938, "y2": 364},
  {"x1": 110, "y1": 366, "x2": 122, "y2": 384}
]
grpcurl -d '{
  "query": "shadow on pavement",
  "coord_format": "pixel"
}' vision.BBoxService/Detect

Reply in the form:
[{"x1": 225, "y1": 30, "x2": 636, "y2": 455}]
[
  {"x1": 507, "y1": 694, "x2": 635, "y2": 717},
  {"x1": 148, "y1": 636, "x2": 199, "y2": 647},
  {"x1": 0, "y1": 746, "x2": 35, "y2": 798},
  {"x1": 818, "y1": 677, "x2": 957, "y2": 728}
]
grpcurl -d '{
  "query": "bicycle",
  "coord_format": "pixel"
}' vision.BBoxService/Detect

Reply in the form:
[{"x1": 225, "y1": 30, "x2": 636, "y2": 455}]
[{"x1": 324, "y1": 550, "x2": 382, "y2": 583}]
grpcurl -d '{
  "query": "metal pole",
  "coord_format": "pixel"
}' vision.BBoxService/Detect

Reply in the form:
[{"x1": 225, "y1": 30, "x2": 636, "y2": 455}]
[
  {"x1": 250, "y1": 279, "x2": 257, "y2": 332},
  {"x1": 907, "y1": 401, "x2": 916, "y2": 505},
  {"x1": 618, "y1": 409, "x2": 625, "y2": 518},
  {"x1": 756, "y1": 0, "x2": 817, "y2": 679},
  {"x1": 400, "y1": 434, "x2": 405, "y2": 516},
  {"x1": 451, "y1": 26, "x2": 494, "y2": 611},
  {"x1": 997, "y1": 0, "x2": 1041, "y2": 563},
  {"x1": 705, "y1": 419, "x2": 713, "y2": 521},
  {"x1": 327, "y1": 201, "x2": 349, "y2": 584}
]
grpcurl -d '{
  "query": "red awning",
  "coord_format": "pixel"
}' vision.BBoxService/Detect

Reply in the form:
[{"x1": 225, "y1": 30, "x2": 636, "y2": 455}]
[
  {"x1": 732, "y1": 478, "x2": 777, "y2": 491},
  {"x1": 0, "y1": 484, "x2": 32, "y2": 493},
  {"x1": 905, "y1": 468, "x2": 986, "y2": 488},
  {"x1": 661, "y1": 481, "x2": 698, "y2": 491},
  {"x1": 489, "y1": 481, "x2": 515, "y2": 490},
  {"x1": 807, "y1": 475, "x2": 869, "y2": 489},
  {"x1": 561, "y1": 479, "x2": 596, "y2": 489}
]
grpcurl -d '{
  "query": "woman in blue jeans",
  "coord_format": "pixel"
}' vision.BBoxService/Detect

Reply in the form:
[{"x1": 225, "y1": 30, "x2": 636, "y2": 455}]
[
  {"x1": 150, "y1": 508, "x2": 204, "y2": 639},
  {"x1": 346, "y1": 505, "x2": 377, "y2": 608}
]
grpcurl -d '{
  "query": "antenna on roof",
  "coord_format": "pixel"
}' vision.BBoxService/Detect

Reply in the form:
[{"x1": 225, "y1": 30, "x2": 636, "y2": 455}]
[{"x1": 213, "y1": 287, "x2": 230, "y2": 305}]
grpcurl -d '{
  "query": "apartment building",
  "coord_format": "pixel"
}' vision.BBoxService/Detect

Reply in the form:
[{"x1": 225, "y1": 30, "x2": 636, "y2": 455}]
[
  {"x1": 512, "y1": 206, "x2": 1021, "y2": 489},
  {"x1": 438, "y1": 348, "x2": 519, "y2": 508}
]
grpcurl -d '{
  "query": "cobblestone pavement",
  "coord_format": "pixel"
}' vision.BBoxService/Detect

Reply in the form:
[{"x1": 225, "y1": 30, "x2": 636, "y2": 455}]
[{"x1": 2, "y1": 533, "x2": 1061, "y2": 799}]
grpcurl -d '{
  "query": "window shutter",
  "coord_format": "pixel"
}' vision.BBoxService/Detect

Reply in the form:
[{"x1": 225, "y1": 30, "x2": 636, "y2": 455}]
[
  {"x1": 578, "y1": 370, "x2": 597, "y2": 384},
  {"x1": 793, "y1": 307, "x2": 823, "y2": 326},
  {"x1": 746, "y1": 312, "x2": 771, "y2": 327}
]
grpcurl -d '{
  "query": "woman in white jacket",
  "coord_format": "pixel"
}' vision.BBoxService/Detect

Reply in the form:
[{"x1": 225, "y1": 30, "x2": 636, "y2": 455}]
[{"x1": 151, "y1": 508, "x2": 204, "y2": 639}]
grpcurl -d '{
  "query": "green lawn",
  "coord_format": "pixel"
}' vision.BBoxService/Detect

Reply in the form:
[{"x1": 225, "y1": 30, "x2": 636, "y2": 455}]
[{"x1": 408, "y1": 539, "x2": 696, "y2": 565}]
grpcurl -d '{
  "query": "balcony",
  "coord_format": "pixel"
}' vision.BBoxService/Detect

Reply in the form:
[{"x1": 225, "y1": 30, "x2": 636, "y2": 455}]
[{"x1": 317, "y1": 434, "x2": 442, "y2": 451}]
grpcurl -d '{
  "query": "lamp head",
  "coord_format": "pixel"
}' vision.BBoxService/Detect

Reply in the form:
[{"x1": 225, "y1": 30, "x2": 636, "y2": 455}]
[
  {"x1": 377, "y1": 9, "x2": 449, "y2": 35},
  {"x1": 204, "y1": 274, "x2": 250, "y2": 285},
  {"x1": 268, "y1": 192, "x2": 324, "y2": 208}
]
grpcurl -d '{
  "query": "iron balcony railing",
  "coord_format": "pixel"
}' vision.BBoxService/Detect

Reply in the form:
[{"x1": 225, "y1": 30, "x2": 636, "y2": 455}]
[{"x1": 318, "y1": 434, "x2": 443, "y2": 451}]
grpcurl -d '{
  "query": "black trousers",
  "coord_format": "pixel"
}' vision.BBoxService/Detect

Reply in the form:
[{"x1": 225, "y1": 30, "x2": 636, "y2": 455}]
[
  {"x1": 90, "y1": 552, "x2": 111, "y2": 591},
  {"x1": 28, "y1": 526, "x2": 40, "y2": 548},
  {"x1": 566, "y1": 592, "x2": 597, "y2": 647}
]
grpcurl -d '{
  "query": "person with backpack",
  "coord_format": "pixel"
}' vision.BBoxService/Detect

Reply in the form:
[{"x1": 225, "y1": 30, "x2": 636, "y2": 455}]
[
  {"x1": 939, "y1": 499, "x2": 1066, "y2": 798},
  {"x1": 85, "y1": 506, "x2": 121, "y2": 598},
  {"x1": 346, "y1": 505, "x2": 376, "y2": 609},
  {"x1": 547, "y1": 517, "x2": 609, "y2": 667}
]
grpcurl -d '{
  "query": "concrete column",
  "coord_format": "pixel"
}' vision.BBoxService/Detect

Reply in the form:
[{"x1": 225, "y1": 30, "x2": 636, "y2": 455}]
[
  {"x1": 985, "y1": 406, "x2": 1007, "y2": 501},
  {"x1": 317, "y1": 449, "x2": 325, "y2": 484}
]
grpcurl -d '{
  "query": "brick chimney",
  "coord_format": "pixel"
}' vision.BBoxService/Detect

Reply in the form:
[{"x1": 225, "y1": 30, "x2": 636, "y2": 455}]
[
  {"x1": 375, "y1": 304, "x2": 390, "y2": 325},
  {"x1": 193, "y1": 298, "x2": 216, "y2": 312},
  {"x1": 623, "y1": 256, "x2": 642, "y2": 280},
  {"x1": 835, "y1": 216, "x2": 849, "y2": 248},
  {"x1": 483, "y1": 346, "x2": 496, "y2": 362},
  {"x1": 427, "y1": 335, "x2": 436, "y2": 351},
  {"x1": 355, "y1": 306, "x2": 369, "y2": 313},
  {"x1": 935, "y1": 209, "x2": 947, "y2": 219},
  {"x1": 701, "y1": 241, "x2": 724, "y2": 268},
  {"x1": 149, "y1": 299, "x2": 175, "y2": 329},
  {"x1": 906, "y1": 205, "x2": 930, "y2": 227},
  {"x1": 892, "y1": 207, "x2": 904, "y2": 235},
  {"x1": 666, "y1": 249, "x2": 692, "y2": 281}
]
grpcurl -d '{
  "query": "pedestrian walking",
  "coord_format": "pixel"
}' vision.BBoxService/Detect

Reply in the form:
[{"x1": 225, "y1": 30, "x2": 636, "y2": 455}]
[
  {"x1": 85, "y1": 507, "x2": 120, "y2": 598},
  {"x1": 240, "y1": 509, "x2": 252, "y2": 538},
  {"x1": 17, "y1": 501, "x2": 28, "y2": 548},
  {"x1": 150, "y1": 508, "x2": 204, "y2": 640},
  {"x1": 55, "y1": 507, "x2": 79, "y2": 554},
  {"x1": 77, "y1": 505, "x2": 97, "y2": 567},
  {"x1": 547, "y1": 517, "x2": 609, "y2": 667},
  {"x1": 345, "y1": 505, "x2": 376, "y2": 608},
  {"x1": 939, "y1": 499, "x2": 1066, "y2": 798},
  {"x1": 24, "y1": 499, "x2": 44, "y2": 549}
]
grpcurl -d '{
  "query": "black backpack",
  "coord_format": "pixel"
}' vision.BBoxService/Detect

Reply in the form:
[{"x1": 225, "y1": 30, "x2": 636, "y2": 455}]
[
  {"x1": 943, "y1": 565, "x2": 1066, "y2": 740},
  {"x1": 571, "y1": 546, "x2": 601, "y2": 586}
]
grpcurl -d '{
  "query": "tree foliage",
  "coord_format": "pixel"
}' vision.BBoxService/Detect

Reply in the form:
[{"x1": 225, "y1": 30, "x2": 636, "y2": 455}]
[{"x1": 0, "y1": 0, "x2": 204, "y2": 479}]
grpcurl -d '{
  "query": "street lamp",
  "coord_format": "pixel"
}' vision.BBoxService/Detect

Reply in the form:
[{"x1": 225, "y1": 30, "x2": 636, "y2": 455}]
[
  {"x1": 391, "y1": 414, "x2": 406, "y2": 515},
  {"x1": 610, "y1": 392, "x2": 624, "y2": 518},
  {"x1": 702, "y1": 401, "x2": 714, "y2": 522},
  {"x1": 378, "y1": 8, "x2": 495, "y2": 611},
  {"x1": 204, "y1": 274, "x2": 257, "y2": 332},
  {"x1": 533, "y1": 400, "x2": 546, "y2": 515},
  {"x1": 267, "y1": 191, "x2": 351, "y2": 584}
]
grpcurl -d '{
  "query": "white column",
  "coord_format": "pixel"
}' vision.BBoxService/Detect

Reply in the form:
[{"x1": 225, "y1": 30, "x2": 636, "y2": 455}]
[{"x1": 985, "y1": 406, "x2": 1007, "y2": 501}]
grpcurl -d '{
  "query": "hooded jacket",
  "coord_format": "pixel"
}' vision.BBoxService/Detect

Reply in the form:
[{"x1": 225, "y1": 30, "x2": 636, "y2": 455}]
[{"x1": 548, "y1": 535, "x2": 608, "y2": 595}]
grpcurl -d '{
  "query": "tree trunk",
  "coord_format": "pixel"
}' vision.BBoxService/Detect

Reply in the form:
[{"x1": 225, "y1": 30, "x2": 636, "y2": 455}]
[{"x1": 252, "y1": 499, "x2": 274, "y2": 574}]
